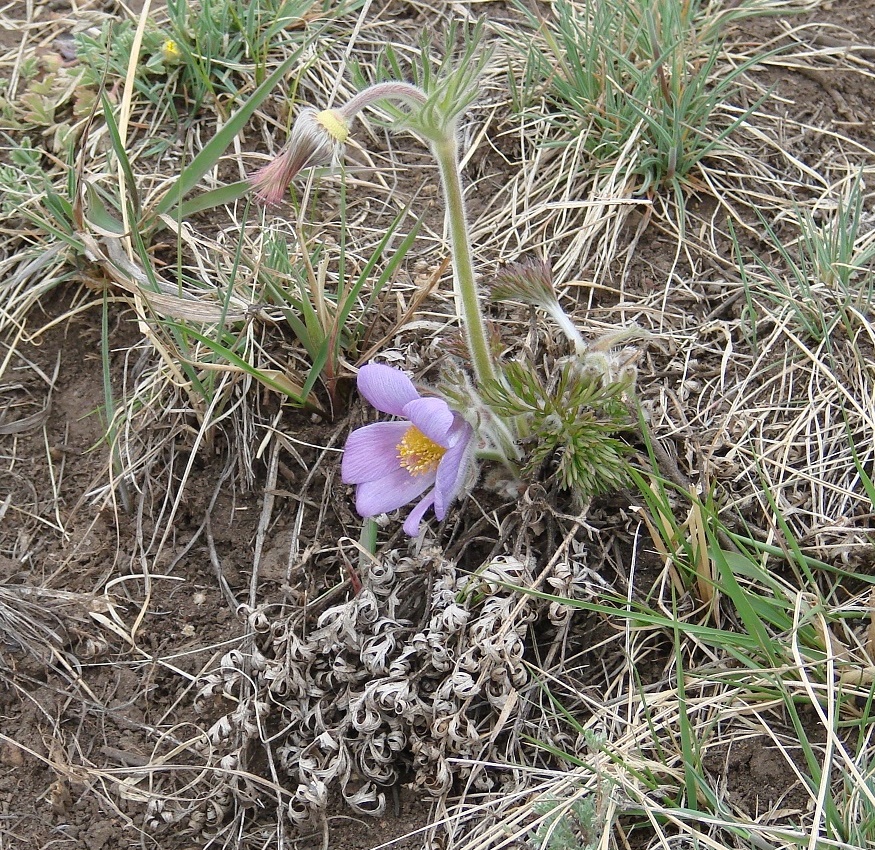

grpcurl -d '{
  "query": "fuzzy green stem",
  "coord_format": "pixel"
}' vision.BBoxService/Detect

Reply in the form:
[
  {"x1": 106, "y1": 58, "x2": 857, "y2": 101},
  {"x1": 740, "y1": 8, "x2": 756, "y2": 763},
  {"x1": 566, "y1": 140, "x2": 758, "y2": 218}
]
[
  {"x1": 336, "y1": 83, "x2": 496, "y2": 385},
  {"x1": 432, "y1": 135, "x2": 497, "y2": 386},
  {"x1": 359, "y1": 517, "x2": 377, "y2": 570}
]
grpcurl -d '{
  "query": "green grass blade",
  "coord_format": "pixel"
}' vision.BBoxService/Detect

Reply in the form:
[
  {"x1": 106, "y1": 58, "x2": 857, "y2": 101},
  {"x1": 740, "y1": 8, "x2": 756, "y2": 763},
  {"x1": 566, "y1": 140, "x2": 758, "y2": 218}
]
[
  {"x1": 163, "y1": 321, "x2": 315, "y2": 407},
  {"x1": 100, "y1": 287, "x2": 130, "y2": 513},
  {"x1": 849, "y1": 426, "x2": 875, "y2": 510},
  {"x1": 100, "y1": 93, "x2": 141, "y2": 222},
  {"x1": 177, "y1": 181, "x2": 251, "y2": 218}
]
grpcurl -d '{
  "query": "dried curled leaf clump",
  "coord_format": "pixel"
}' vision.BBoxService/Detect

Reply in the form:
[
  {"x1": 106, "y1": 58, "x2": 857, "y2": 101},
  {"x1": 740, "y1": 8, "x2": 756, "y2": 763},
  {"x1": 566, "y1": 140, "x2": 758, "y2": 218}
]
[{"x1": 188, "y1": 549, "x2": 562, "y2": 828}]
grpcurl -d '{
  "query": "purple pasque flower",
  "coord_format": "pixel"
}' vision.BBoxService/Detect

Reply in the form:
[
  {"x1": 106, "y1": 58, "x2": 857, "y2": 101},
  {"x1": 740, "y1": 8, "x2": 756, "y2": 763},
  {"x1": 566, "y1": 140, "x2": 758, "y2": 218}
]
[{"x1": 342, "y1": 363, "x2": 474, "y2": 536}]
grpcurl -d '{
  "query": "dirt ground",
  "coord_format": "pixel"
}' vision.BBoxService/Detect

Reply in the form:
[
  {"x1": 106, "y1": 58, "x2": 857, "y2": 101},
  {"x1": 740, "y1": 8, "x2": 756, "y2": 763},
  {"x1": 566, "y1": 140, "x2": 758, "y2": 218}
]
[{"x1": 2, "y1": 1, "x2": 875, "y2": 849}]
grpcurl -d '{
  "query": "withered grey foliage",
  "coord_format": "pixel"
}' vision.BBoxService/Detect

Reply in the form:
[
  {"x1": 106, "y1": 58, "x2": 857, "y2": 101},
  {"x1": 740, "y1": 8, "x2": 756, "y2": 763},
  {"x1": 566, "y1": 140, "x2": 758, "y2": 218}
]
[
  {"x1": 185, "y1": 549, "x2": 603, "y2": 832},
  {"x1": 545, "y1": 540, "x2": 613, "y2": 628}
]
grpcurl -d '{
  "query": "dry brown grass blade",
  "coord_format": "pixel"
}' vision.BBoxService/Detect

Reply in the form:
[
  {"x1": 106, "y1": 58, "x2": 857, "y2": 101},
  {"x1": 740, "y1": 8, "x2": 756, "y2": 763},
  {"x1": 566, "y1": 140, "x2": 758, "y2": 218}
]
[{"x1": 79, "y1": 233, "x2": 250, "y2": 323}]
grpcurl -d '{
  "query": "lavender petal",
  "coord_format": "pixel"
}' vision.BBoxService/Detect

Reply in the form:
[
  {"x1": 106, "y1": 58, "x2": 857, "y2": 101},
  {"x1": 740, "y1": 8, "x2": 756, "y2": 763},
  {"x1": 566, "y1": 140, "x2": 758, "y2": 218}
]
[
  {"x1": 403, "y1": 490, "x2": 436, "y2": 536},
  {"x1": 402, "y1": 397, "x2": 455, "y2": 446},
  {"x1": 342, "y1": 421, "x2": 410, "y2": 484},
  {"x1": 357, "y1": 364, "x2": 419, "y2": 416},
  {"x1": 433, "y1": 419, "x2": 474, "y2": 519},
  {"x1": 355, "y1": 465, "x2": 435, "y2": 517}
]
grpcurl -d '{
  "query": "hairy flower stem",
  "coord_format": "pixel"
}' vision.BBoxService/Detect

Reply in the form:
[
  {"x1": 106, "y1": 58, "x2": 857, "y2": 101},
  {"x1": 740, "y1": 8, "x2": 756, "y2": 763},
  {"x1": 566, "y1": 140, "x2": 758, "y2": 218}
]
[
  {"x1": 336, "y1": 83, "x2": 497, "y2": 387},
  {"x1": 549, "y1": 307, "x2": 587, "y2": 355},
  {"x1": 432, "y1": 135, "x2": 497, "y2": 386},
  {"x1": 338, "y1": 82, "x2": 426, "y2": 121}
]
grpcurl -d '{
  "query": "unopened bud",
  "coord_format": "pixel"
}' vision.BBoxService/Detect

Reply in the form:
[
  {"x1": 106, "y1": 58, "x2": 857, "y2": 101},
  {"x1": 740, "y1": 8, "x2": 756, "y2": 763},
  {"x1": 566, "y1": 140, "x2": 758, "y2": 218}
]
[{"x1": 491, "y1": 259, "x2": 586, "y2": 354}]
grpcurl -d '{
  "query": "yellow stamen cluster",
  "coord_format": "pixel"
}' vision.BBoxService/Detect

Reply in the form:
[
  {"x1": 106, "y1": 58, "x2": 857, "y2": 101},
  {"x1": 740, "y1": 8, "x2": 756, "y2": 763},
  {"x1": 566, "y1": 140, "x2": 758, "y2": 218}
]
[
  {"x1": 316, "y1": 109, "x2": 350, "y2": 144},
  {"x1": 397, "y1": 426, "x2": 446, "y2": 476}
]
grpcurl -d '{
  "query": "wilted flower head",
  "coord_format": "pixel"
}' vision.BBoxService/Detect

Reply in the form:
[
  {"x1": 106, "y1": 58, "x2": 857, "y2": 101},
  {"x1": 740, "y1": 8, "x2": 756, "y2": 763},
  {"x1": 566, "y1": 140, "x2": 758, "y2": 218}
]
[
  {"x1": 342, "y1": 364, "x2": 475, "y2": 536},
  {"x1": 491, "y1": 259, "x2": 585, "y2": 354},
  {"x1": 491, "y1": 259, "x2": 557, "y2": 308},
  {"x1": 250, "y1": 107, "x2": 349, "y2": 205}
]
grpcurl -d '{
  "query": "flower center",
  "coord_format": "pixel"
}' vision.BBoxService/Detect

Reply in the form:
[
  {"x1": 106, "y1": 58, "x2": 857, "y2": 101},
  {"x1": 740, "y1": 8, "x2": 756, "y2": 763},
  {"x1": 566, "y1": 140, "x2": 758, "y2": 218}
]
[
  {"x1": 316, "y1": 109, "x2": 349, "y2": 144},
  {"x1": 397, "y1": 426, "x2": 446, "y2": 476}
]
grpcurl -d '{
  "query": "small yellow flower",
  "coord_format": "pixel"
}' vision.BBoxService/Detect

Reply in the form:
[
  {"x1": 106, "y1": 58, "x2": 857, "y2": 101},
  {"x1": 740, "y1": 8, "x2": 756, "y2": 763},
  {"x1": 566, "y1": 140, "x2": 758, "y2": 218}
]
[{"x1": 161, "y1": 39, "x2": 182, "y2": 64}]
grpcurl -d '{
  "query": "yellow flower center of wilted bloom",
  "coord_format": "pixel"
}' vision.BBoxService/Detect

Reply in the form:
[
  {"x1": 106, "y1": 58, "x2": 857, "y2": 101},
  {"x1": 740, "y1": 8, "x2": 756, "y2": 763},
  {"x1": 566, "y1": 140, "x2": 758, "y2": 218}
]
[
  {"x1": 397, "y1": 426, "x2": 446, "y2": 476},
  {"x1": 315, "y1": 109, "x2": 349, "y2": 144}
]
